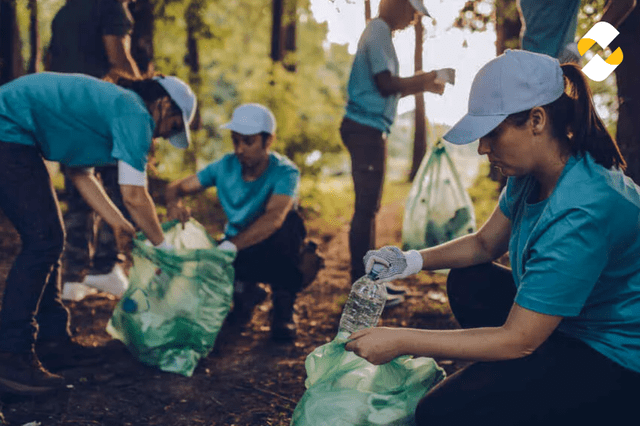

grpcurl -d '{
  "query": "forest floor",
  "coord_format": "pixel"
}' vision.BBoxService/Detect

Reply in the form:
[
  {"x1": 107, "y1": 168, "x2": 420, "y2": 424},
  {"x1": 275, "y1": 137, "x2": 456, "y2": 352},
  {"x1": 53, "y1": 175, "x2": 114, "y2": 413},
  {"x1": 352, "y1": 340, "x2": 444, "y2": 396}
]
[{"x1": 0, "y1": 181, "x2": 467, "y2": 426}]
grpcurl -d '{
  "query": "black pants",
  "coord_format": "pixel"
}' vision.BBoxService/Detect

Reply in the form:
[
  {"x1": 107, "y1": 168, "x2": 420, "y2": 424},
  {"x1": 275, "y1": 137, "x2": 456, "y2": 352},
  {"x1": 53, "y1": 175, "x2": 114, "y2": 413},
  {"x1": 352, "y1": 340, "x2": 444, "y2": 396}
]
[
  {"x1": 232, "y1": 209, "x2": 306, "y2": 296},
  {"x1": 415, "y1": 262, "x2": 640, "y2": 426},
  {"x1": 340, "y1": 117, "x2": 386, "y2": 282},
  {"x1": 61, "y1": 164, "x2": 127, "y2": 281},
  {"x1": 0, "y1": 142, "x2": 71, "y2": 353}
]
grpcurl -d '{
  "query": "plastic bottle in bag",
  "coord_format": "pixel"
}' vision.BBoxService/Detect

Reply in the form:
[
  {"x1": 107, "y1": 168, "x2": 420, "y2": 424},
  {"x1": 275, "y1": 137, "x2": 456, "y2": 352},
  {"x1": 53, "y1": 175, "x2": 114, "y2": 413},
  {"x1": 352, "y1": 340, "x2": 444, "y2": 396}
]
[{"x1": 338, "y1": 264, "x2": 387, "y2": 335}]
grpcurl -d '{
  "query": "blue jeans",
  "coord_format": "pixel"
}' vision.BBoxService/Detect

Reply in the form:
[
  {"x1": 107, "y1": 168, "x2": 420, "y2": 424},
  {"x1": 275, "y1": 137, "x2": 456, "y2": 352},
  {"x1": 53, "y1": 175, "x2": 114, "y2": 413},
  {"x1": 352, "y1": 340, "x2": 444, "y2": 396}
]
[{"x1": 0, "y1": 142, "x2": 71, "y2": 353}]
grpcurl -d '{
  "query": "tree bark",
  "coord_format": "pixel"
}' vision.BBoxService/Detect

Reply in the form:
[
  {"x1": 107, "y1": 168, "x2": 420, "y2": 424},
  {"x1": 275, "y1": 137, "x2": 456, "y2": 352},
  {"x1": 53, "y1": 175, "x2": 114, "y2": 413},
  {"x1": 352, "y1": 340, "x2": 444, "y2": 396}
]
[
  {"x1": 128, "y1": 0, "x2": 154, "y2": 77},
  {"x1": 283, "y1": 0, "x2": 296, "y2": 72},
  {"x1": 184, "y1": 0, "x2": 204, "y2": 172},
  {"x1": 611, "y1": 5, "x2": 640, "y2": 184},
  {"x1": 0, "y1": 0, "x2": 24, "y2": 84},
  {"x1": 495, "y1": 0, "x2": 522, "y2": 55},
  {"x1": 410, "y1": 19, "x2": 427, "y2": 182},
  {"x1": 491, "y1": 0, "x2": 521, "y2": 185},
  {"x1": 271, "y1": 0, "x2": 284, "y2": 62},
  {"x1": 28, "y1": 0, "x2": 41, "y2": 74}
]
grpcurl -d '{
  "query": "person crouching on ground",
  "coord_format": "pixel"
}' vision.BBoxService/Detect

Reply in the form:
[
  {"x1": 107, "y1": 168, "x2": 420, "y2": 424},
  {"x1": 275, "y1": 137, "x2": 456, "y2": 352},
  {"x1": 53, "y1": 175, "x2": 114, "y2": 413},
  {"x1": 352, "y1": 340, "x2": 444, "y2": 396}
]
[
  {"x1": 166, "y1": 103, "x2": 307, "y2": 342},
  {"x1": 0, "y1": 72, "x2": 196, "y2": 395},
  {"x1": 345, "y1": 50, "x2": 640, "y2": 426}
]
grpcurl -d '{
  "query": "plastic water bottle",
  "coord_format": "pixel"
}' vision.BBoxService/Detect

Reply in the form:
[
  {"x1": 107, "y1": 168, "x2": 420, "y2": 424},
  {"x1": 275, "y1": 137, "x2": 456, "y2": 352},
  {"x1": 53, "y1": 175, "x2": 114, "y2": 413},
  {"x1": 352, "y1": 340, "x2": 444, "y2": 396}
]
[{"x1": 338, "y1": 263, "x2": 388, "y2": 335}]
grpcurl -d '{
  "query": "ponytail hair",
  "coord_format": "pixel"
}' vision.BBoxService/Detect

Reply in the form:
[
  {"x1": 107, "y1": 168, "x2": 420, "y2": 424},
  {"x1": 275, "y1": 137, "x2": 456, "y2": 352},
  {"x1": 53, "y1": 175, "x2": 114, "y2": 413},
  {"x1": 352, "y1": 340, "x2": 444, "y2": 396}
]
[{"x1": 506, "y1": 63, "x2": 626, "y2": 171}]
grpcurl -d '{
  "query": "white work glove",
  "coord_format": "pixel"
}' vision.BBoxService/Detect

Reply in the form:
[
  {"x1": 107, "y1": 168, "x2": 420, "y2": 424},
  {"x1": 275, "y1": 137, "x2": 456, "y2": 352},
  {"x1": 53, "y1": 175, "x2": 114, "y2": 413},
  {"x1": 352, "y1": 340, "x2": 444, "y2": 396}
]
[
  {"x1": 217, "y1": 240, "x2": 238, "y2": 253},
  {"x1": 435, "y1": 68, "x2": 456, "y2": 85},
  {"x1": 154, "y1": 239, "x2": 174, "y2": 251},
  {"x1": 558, "y1": 42, "x2": 581, "y2": 65},
  {"x1": 363, "y1": 246, "x2": 423, "y2": 282}
]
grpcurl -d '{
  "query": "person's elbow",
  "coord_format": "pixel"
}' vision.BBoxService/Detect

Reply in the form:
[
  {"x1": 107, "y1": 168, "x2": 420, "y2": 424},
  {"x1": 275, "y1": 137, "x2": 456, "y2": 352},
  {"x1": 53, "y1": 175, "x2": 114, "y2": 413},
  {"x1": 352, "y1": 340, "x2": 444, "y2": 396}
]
[
  {"x1": 503, "y1": 333, "x2": 543, "y2": 360},
  {"x1": 121, "y1": 185, "x2": 150, "y2": 210},
  {"x1": 374, "y1": 72, "x2": 398, "y2": 97}
]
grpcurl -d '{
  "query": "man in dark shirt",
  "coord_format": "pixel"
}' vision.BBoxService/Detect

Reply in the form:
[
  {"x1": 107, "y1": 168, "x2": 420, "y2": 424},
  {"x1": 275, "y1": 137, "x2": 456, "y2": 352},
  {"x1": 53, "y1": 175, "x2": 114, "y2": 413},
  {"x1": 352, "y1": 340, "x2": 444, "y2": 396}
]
[{"x1": 46, "y1": 0, "x2": 142, "y2": 297}]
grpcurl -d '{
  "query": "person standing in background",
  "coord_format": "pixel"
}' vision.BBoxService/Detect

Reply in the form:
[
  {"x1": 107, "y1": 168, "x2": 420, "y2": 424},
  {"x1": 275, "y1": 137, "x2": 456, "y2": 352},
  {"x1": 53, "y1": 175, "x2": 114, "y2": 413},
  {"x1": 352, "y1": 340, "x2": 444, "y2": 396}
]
[
  {"x1": 46, "y1": 0, "x2": 143, "y2": 296},
  {"x1": 340, "y1": 0, "x2": 454, "y2": 297}
]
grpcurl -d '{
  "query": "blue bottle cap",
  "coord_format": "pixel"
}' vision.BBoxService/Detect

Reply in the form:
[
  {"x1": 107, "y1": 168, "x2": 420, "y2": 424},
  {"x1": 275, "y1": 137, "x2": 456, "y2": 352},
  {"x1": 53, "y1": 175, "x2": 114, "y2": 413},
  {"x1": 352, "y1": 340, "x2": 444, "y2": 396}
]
[
  {"x1": 368, "y1": 262, "x2": 385, "y2": 280},
  {"x1": 122, "y1": 298, "x2": 138, "y2": 313}
]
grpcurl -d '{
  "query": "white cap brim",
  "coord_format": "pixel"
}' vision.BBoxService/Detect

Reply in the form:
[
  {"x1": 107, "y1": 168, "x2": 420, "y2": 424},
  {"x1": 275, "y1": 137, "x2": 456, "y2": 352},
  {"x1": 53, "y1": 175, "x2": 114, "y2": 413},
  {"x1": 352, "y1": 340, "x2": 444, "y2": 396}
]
[
  {"x1": 443, "y1": 113, "x2": 507, "y2": 145},
  {"x1": 221, "y1": 121, "x2": 264, "y2": 136},
  {"x1": 168, "y1": 115, "x2": 191, "y2": 149}
]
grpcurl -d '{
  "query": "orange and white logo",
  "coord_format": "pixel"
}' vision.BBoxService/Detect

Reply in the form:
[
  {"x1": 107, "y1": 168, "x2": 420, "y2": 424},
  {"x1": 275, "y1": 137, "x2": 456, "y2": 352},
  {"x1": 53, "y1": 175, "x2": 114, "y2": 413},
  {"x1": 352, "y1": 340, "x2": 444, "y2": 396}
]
[{"x1": 578, "y1": 22, "x2": 623, "y2": 81}]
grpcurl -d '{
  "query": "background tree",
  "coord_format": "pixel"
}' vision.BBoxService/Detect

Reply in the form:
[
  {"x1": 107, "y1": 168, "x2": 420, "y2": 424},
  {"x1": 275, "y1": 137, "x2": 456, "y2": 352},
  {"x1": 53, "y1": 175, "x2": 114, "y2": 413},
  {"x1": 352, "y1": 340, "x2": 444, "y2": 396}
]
[
  {"x1": 128, "y1": 0, "x2": 155, "y2": 77},
  {"x1": 0, "y1": 0, "x2": 24, "y2": 84},
  {"x1": 409, "y1": 17, "x2": 427, "y2": 182},
  {"x1": 27, "y1": 0, "x2": 40, "y2": 74}
]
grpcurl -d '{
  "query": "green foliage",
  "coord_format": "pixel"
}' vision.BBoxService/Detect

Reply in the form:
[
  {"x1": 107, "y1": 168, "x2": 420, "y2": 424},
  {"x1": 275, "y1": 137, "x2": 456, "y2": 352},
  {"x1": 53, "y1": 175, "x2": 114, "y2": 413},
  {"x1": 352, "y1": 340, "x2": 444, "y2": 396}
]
[
  {"x1": 18, "y1": 0, "x2": 351, "y2": 180},
  {"x1": 467, "y1": 161, "x2": 500, "y2": 227},
  {"x1": 150, "y1": 0, "x2": 351, "y2": 178}
]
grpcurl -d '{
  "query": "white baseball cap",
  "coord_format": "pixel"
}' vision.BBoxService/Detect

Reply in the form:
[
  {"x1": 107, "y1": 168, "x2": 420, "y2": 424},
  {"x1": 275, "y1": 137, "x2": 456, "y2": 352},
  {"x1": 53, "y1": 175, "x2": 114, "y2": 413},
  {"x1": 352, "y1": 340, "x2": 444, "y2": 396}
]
[
  {"x1": 443, "y1": 50, "x2": 565, "y2": 145},
  {"x1": 153, "y1": 75, "x2": 197, "y2": 149},
  {"x1": 408, "y1": 0, "x2": 430, "y2": 17},
  {"x1": 221, "y1": 103, "x2": 276, "y2": 135}
]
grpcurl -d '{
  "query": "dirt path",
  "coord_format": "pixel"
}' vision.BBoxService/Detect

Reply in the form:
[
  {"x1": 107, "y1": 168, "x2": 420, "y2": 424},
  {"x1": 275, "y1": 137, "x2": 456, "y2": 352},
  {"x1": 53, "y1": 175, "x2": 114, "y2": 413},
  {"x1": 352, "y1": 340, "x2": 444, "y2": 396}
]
[{"x1": 0, "y1": 196, "x2": 462, "y2": 426}]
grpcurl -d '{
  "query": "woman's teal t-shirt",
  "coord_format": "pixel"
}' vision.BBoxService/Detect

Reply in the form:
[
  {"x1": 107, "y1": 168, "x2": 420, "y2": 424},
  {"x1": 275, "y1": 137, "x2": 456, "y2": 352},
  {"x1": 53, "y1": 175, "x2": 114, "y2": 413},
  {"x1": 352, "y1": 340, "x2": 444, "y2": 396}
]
[
  {"x1": 0, "y1": 72, "x2": 154, "y2": 172},
  {"x1": 499, "y1": 153, "x2": 640, "y2": 373}
]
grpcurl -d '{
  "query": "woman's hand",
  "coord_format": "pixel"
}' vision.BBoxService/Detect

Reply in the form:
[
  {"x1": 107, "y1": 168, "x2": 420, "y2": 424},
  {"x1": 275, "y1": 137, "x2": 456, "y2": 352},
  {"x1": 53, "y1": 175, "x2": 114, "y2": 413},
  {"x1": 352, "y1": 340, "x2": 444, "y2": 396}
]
[
  {"x1": 364, "y1": 246, "x2": 423, "y2": 282},
  {"x1": 344, "y1": 327, "x2": 405, "y2": 365}
]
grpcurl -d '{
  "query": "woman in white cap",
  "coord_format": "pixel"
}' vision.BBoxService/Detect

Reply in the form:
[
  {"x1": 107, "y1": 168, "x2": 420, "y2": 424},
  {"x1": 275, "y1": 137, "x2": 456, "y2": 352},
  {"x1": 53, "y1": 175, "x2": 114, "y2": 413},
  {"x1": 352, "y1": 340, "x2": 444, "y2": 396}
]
[
  {"x1": 0, "y1": 72, "x2": 196, "y2": 395},
  {"x1": 345, "y1": 50, "x2": 640, "y2": 425}
]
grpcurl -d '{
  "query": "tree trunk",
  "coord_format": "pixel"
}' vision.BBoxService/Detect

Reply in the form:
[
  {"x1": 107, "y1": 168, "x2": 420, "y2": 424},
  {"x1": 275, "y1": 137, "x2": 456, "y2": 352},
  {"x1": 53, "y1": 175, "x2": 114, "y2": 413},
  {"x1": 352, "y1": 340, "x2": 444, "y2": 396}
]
[
  {"x1": 128, "y1": 0, "x2": 154, "y2": 77},
  {"x1": 491, "y1": 0, "x2": 521, "y2": 185},
  {"x1": 183, "y1": 0, "x2": 204, "y2": 172},
  {"x1": 271, "y1": 0, "x2": 284, "y2": 62},
  {"x1": 365, "y1": 0, "x2": 371, "y2": 23},
  {"x1": 410, "y1": 19, "x2": 427, "y2": 182},
  {"x1": 611, "y1": 6, "x2": 640, "y2": 184},
  {"x1": 283, "y1": 0, "x2": 296, "y2": 72},
  {"x1": 495, "y1": 0, "x2": 522, "y2": 55},
  {"x1": 27, "y1": 0, "x2": 41, "y2": 74},
  {"x1": 0, "y1": 0, "x2": 24, "y2": 85}
]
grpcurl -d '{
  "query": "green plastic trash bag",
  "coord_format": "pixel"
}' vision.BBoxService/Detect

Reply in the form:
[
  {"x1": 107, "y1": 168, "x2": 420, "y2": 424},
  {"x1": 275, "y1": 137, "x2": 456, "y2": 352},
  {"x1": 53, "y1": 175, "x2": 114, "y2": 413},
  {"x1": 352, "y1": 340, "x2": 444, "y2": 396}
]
[
  {"x1": 290, "y1": 332, "x2": 445, "y2": 426},
  {"x1": 402, "y1": 141, "x2": 476, "y2": 251},
  {"x1": 106, "y1": 219, "x2": 235, "y2": 377}
]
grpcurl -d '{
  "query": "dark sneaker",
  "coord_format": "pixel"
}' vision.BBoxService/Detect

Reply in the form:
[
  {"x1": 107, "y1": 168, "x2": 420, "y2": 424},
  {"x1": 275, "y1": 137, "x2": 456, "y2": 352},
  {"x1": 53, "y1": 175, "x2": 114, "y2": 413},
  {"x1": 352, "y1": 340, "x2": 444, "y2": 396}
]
[
  {"x1": 385, "y1": 283, "x2": 408, "y2": 295},
  {"x1": 271, "y1": 291, "x2": 297, "y2": 342},
  {"x1": 36, "y1": 338, "x2": 105, "y2": 371},
  {"x1": 271, "y1": 319, "x2": 297, "y2": 342},
  {"x1": 227, "y1": 282, "x2": 268, "y2": 326},
  {"x1": 0, "y1": 351, "x2": 65, "y2": 395}
]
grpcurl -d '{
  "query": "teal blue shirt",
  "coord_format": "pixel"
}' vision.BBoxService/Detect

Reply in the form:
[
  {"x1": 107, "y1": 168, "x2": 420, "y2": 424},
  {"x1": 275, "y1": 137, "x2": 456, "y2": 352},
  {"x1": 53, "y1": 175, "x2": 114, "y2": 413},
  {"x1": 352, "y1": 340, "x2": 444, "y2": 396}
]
[
  {"x1": 196, "y1": 152, "x2": 300, "y2": 237},
  {"x1": 499, "y1": 154, "x2": 640, "y2": 373},
  {"x1": 0, "y1": 72, "x2": 154, "y2": 172},
  {"x1": 344, "y1": 18, "x2": 399, "y2": 133}
]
